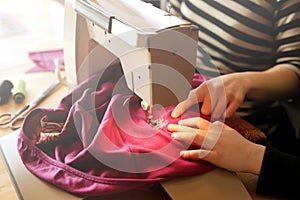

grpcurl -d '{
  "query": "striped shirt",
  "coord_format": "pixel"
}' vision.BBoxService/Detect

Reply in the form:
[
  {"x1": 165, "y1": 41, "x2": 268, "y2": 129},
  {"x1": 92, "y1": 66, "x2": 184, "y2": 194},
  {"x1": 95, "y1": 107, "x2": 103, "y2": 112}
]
[{"x1": 166, "y1": 0, "x2": 300, "y2": 136}]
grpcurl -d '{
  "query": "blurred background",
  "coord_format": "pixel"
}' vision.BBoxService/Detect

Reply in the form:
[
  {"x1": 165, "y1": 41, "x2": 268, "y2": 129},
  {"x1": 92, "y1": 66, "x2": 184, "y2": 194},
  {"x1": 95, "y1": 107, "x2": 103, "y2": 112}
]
[
  {"x1": 0, "y1": 1, "x2": 64, "y2": 199},
  {"x1": 0, "y1": 0, "x2": 64, "y2": 78}
]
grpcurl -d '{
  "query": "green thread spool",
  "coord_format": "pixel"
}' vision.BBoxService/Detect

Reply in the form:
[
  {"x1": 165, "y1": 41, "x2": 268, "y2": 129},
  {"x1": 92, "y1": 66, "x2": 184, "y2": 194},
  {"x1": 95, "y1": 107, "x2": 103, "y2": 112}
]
[{"x1": 12, "y1": 79, "x2": 26, "y2": 104}]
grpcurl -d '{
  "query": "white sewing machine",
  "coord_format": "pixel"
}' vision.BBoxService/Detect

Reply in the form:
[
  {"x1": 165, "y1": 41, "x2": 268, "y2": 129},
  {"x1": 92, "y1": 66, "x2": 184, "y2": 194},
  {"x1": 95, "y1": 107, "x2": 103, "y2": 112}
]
[
  {"x1": 64, "y1": 0, "x2": 198, "y2": 125},
  {"x1": 0, "y1": 1, "x2": 252, "y2": 199}
]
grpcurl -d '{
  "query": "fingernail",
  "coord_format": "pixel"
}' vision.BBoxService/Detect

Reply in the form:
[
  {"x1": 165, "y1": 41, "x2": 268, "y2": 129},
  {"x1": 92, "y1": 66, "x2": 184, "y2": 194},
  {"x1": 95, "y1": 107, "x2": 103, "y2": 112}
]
[
  {"x1": 180, "y1": 151, "x2": 185, "y2": 157},
  {"x1": 171, "y1": 133, "x2": 177, "y2": 138},
  {"x1": 171, "y1": 110, "x2": 178, "y2": 118},
  {"x1": 177, "y1": 120, "x2": 182, "y2": 124},
  {"x1": 167, "y1": 124, "x2": 174, "y2": 130}
]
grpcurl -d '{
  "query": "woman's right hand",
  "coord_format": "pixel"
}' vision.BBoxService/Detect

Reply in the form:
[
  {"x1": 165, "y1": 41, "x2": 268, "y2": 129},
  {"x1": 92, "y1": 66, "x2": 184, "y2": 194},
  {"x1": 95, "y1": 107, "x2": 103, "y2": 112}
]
[{"x1": 171, "y1": 73, "x2": 250, "y2": 119}]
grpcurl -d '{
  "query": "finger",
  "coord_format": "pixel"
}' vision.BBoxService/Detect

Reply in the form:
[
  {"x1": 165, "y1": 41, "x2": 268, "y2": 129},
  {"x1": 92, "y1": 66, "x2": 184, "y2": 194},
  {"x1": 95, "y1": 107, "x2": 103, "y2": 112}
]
[
  {"x1": 224, "y1": 99, "x2": 242, "y2": 119},
  {"x1": 198, "y1": 81, "x2": 215, "y2": 116},
  {"x1": 171, "y1": 89, "x2": 202, "y2": 118},
  {"x1": 171, "y1": 129, "x2": 207, "y2": 147},
  {"x1": 198, "y1": 149, "x2": 213, "y2": 159},
  {"x1": 167, "y1": 123, "x2": 179, "y2": 132},
  {"x1": 168, "y1": 123, "x2": 197, "y2": 132},
  {"x1": 171, "y1": 131, "x2": 197, "y2": 145},
  {"x1": 210, "y1": 97, "x2": 227, "y2": 121},
  {"x1": 177, "y1": 117, "x2": 199, "y2": 128},
  {"x1": 181, "y1": 149, "x2": 218, "y2": 163},
  {"x1": 200, "y1": 95, "x2": 212, "y2": 116},
  {"x1": 180, "y1": 150, "x2": 201, "y2": 160},
  {"x1": 208, "y1": 87, "x2": 227, "y2": 120},
  {"x1": 171, "y1": 99, "x2": 195, "y2": 118},
  {"x1": 178, "y1": 117, "x2": 210, "y2": 130},
  {"x1": 200, "y1": 121, "x2": 224, "y2": 150},
  {"x1": 199, "y1": 77, "x2": 227, "y2": 119},
  {"x1": 180, "y1": 149, "x2": 212, "y2": 160}
]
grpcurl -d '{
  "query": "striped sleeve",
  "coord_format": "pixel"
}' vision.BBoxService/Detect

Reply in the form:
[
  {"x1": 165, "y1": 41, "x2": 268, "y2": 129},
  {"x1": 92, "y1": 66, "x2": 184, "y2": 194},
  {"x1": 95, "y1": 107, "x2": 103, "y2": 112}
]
[
  {"x1": 166, "y1": 0, "x2": 300, "y2": 78},
  {"x1": 275, "y1": 0, "x2": 300, "y2": 78}
]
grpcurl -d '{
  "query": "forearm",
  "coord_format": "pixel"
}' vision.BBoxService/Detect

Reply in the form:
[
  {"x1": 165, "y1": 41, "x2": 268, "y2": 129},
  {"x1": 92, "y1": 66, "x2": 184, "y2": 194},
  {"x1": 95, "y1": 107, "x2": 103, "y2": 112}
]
[
  {"x1": 243, "y1": 65, "x2": 299, "y2": 101},
  {"x1": 244, "y1": 143, "x2": 265, "y2": 175}
]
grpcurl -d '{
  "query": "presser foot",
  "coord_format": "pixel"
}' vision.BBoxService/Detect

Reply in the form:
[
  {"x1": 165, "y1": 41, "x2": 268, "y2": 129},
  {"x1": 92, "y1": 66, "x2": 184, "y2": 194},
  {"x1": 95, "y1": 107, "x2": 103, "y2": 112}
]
[{"x1": 141, "y1": 100, "x2": 168, "y2": 128}]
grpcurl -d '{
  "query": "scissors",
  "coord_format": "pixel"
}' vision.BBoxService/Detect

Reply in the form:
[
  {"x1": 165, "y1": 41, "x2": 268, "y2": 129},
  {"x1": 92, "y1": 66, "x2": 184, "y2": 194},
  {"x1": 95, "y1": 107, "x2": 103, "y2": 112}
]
[{"x1": 0, "y1": 80, "x2": 61, "y2": 130}]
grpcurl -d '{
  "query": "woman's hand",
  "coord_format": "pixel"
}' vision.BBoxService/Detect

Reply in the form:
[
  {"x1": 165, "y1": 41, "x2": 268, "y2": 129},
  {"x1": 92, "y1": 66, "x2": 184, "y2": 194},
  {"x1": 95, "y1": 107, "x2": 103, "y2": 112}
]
[
  {"x1": 171, "y1": 66, "x2": 299, "y2": 119},
  {"x1": 171, "y1": 73, "x2": 250, "y2": 119},
  {"x1": 167, "y1": 117, "x2": 265, "y2": 175}
]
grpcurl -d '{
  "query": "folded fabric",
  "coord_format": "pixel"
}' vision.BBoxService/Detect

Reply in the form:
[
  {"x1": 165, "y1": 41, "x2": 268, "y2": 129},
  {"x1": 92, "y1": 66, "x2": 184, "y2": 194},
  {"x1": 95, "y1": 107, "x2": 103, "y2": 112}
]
[
  {"x1": 26, "y1": 49, "x2": 64, "y2": 73},
  {"x1": 18, "y1": 64, "x2": 265, "y2": 196}
]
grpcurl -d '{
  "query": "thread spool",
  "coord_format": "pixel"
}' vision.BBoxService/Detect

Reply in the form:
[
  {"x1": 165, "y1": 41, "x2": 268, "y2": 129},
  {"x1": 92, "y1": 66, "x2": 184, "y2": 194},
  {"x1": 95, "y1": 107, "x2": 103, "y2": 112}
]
[
  {"x1": 0, "y1": 80, "x2": 13, "y2": 105},
  {"x1": 12, "y1": 79, "x2": 26, "y2": 104}
]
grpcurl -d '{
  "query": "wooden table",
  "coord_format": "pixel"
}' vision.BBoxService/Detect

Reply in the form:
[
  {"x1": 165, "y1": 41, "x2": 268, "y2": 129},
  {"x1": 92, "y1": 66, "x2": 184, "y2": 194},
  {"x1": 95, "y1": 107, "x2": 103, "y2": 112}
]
[{"x1": 0, "y1": 73, "x2": 69, "y2": 200}]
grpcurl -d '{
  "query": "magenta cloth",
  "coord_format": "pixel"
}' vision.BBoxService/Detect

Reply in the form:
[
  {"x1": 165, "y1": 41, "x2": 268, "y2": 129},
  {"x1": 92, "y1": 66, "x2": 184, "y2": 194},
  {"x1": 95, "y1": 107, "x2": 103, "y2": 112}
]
[
  {"x1": 26, "y1": 49, "x2": 64, "y2": 73},
  {"x1": 18, "y1": 65, "x2": 214, "y2": 196}
]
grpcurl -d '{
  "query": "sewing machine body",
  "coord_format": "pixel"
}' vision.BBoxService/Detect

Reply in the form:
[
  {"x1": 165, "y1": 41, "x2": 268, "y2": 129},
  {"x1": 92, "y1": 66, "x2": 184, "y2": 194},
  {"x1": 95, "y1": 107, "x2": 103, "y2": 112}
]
[
  {"x1": 64, "y1": 0, "x2": 198, "y2": 107},
  {"x1": 0, "y1": 2, "x2": 251, "y2": 199}
]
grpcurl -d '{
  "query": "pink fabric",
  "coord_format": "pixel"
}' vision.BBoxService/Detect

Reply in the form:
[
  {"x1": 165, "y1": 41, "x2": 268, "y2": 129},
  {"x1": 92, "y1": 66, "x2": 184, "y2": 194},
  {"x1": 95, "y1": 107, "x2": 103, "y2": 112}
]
[
  {"x1": 18, "y1": 65, "x2": 214, "y2": 196},
  {"x1": 26, "y1": 49, "x2": 64, "y2": 73}
]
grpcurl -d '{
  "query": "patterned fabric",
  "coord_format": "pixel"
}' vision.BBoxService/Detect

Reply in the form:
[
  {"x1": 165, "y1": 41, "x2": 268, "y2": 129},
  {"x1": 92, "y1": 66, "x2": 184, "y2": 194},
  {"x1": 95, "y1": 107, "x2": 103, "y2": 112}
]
[{"x1": 17, "y1": 64, "x2": 265, "y2": 196}]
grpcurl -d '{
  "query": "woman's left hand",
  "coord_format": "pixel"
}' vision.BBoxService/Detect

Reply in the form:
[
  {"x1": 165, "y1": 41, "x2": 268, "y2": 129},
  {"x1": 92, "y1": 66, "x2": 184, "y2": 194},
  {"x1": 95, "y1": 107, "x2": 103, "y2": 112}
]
[{"x1": 167, "y1": 117, "x2": 265, "y2": 174}]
